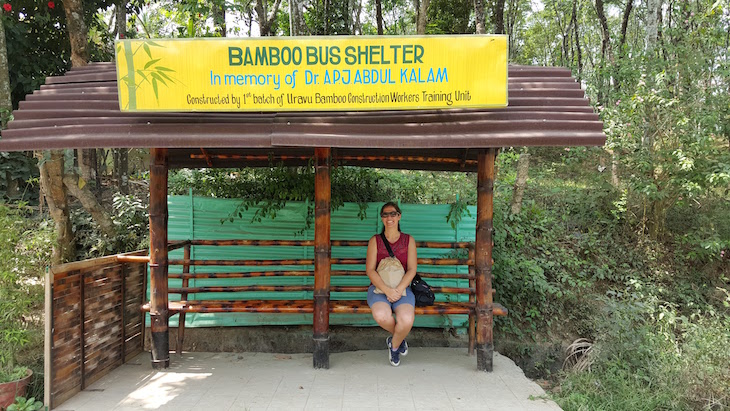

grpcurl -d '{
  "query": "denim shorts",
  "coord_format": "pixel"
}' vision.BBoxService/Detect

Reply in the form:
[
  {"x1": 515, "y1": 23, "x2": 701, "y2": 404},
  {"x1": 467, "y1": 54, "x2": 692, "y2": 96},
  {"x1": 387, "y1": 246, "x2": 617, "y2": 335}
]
[{"x1": 366, "y1": 284, "x2": 416, "y2": 310}]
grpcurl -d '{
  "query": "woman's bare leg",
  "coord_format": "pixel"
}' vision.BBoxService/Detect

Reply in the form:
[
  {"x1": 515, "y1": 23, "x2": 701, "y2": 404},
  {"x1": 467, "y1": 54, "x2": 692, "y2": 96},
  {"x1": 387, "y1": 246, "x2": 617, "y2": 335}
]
[
  {"x1": 391, "y1": 304, "x2": 415, "y2": 348},
  {"x1": 371, "y1": 302, "x2": 395, "y2": 333}
]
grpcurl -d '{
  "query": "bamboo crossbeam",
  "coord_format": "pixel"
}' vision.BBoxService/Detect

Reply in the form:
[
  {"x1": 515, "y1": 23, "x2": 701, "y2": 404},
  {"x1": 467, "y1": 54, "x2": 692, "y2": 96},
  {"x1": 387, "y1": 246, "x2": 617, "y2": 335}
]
[
  {"x1": 158, "y1": 300, "x2": 315, "y2": 314},
  {"x1": 332, "y1": 240, "x2": 473, "y2": 249},
  {"x1": 169, "y1": 270, "x2": 475, "y2": 279},
  {"x1": 169, "y1": 285, "x2": 314, "y2": 293},
  {"x1": 330, "y1": 270, "x2": 473, "y2": 279},
  {"x1": 337, "y1": 155, "x2": 477, "y2": 166},
  {"x1": 190, "y1": 154, "x2": 311, "y2": 161},
  {"x1": 189, "y1": 239, "x2": 314, "y2": 246},
  {"x1": 116, "y1": 255, "x2": 150, "y2": 263},
  {"x1": 168, "y1": 258, "x2": 473, "y2": 266},
  {"x1": 183, "y1": 239, "x2": 472, "y2": 249},
  {"x1": 188, "y1": 154, "x2": 478, "y2": 167},
  {"x1": 168, "y1": 259, "x2": 315, "y2": 266},
  {"x1": 329, "y1": 286, "x2": 475, "y2": 294},
  {"x1": 168, "y1": 241, "x2": 189, "y2": 251},
  {"x1": 170, "y1": 270, "x2": 313, "y2": 279}
]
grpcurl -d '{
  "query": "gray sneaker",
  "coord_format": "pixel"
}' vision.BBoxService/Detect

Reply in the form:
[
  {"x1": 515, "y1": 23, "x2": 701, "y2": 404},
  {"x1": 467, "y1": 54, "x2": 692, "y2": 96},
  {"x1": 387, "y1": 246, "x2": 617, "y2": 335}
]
[
  {"x1": 389, "y1": 346, "x2": 400, "y2": 367},
  {"x1": 386, "y1": 336, "x2": 408, "y2": 356}
]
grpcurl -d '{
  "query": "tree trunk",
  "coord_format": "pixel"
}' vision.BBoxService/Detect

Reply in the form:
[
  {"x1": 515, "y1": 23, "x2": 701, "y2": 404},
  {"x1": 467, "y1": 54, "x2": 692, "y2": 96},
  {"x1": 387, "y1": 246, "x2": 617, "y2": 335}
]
[
  {"x1": 290, "y1": 0, "x2": 308, "y2": 36},
  {"x1": 474, "y1": 0, "x2": 487, "y2": 34},
  {"x1": 417, "y1": 0, "x2": 430, "y2": 35},
  {"x1": 0, "y1": 15, "x2": 11, "y2": 120},
  {"x1": 618, "y1": 0, "x2": 633, "y2": 52},
  {"x1": 63, "y1": 173, "x2": 117, "y2": 238},
  {"x1": 510, "y1": 152, "x2": 530, "y2": 215},
  {"x1": 119, "y1": 148, "x2": 129, "y2": 194},
  {"x1": 58, "y1": 0, "x2": 117, "y2": 256},
  {"x1": 572, "y1": 0, "x2": 582, "y2": 77},
  {"x1": 492, "y1": 0, "x2": 505, "y2": 34},
  {"x1": 255, "y1": 0, "x2": 282, "y2": 36},
  {"x1": 376, "y1": 0, "x2": 384, "y2": 35},
  {"x1": 62, "y1": 0, "x2": 89, "y2": 67},
  {"x1": 646, "y1": 0, "x2": 661, "y2": 54},
  {"x1": 324, "y1": 0, "x2": 330, "y2": 35},
  {"x1": 116, "y1": 0, "x2": 127, "y2": 38},
  {"x1": 551, "y1": 2, "x2": 569, "y2": 66},
  {"x1": 595, "y1": 0, "x2": 611, "y2": 61},
  {"x1": 351, "y1": 0, "x2": 362, "y2": 34},
  {"x1": 37, "y1": 151, "x2": 76, "y2": 265}
]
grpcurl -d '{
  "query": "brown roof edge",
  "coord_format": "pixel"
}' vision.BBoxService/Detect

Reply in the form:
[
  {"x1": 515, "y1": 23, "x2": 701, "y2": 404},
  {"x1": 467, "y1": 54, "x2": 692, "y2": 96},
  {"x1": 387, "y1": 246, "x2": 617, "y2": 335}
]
[{"x1": 0, "y1": 63, "x2": 606, "y2": 157}]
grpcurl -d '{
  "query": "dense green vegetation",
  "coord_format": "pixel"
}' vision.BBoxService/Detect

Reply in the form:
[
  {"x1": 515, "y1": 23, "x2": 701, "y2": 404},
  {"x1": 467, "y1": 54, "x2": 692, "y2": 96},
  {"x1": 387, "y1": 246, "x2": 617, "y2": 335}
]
[{"x1": 0, "y1": 204, "x2": 52, "y2": 400}]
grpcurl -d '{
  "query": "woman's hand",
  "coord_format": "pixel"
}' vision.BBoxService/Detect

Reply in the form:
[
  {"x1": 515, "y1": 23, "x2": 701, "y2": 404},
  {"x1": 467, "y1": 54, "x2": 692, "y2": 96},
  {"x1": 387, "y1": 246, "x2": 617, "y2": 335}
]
[{"x1": 386, "y1": 287, "x2": 402, "y2": 303}]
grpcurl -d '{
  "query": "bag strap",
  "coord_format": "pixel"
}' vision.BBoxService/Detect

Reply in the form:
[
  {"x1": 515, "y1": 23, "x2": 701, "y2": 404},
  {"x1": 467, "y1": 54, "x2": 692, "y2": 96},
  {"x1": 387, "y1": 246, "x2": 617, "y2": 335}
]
[{"x1": 379, "y1": 232, "x2": 395, "y2": 258}]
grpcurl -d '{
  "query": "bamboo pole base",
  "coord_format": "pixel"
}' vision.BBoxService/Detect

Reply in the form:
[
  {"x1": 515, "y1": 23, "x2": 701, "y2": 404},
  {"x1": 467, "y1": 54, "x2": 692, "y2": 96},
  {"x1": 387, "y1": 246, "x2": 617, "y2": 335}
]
[
  {"x1": 313, "y1": 337, "x2": 329, "y2": 369},
  {"x1": 150, "y1": 329, "x2": 170, "y2": 369},
  {"x1": 476, "y1": 343, "x2": 493, "y2": 372}
]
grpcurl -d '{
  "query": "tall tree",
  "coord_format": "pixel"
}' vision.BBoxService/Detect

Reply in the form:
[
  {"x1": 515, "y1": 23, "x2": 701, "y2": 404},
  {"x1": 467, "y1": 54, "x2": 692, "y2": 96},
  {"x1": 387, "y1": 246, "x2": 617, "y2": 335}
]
[
  {"x1": 376, "y1": 0, "x2": 383, "y2": 34},
  {"x1": 290, "y1": 0, "x2": 308, "y2": 35},
  {"x1": 474, "y1": 0, "x2": 487, "y2": 34},
  {"x1": 491, "y1": 0, "x2": 505, "y2": 33},
  {"x1": 417, "y1": 0, "x2": 429, "y2": 34},
  {"x1": 34, "y1": 0, "x2": 117, "y2": 264},
  {"x1": 0, "y1": 14, "x2": 22, "y2": 199},
  {"x1": 255, "y1": 0, "x2": 283, "y2": 36}
]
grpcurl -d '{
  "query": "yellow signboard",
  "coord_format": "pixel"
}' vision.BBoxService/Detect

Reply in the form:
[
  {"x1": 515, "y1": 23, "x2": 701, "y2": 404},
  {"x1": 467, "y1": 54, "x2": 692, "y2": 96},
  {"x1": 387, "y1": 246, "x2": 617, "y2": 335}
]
[{"x1": 115, "y1": 35, "x2": 507, "y2": 112}]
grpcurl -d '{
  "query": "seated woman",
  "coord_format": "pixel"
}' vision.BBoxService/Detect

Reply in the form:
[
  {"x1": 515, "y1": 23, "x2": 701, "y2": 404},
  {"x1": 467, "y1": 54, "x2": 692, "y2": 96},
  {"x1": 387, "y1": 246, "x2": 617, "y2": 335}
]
[{"x1": 365, "y1": 202, "x2": 417, "y2": 366}]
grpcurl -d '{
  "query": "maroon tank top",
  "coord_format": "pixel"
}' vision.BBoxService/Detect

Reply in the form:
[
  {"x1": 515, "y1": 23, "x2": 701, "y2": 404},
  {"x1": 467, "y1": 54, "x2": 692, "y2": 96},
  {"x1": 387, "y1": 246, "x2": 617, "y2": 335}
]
[{"x1": 375, "y1": 233, "x2": 411, "y2": 271}]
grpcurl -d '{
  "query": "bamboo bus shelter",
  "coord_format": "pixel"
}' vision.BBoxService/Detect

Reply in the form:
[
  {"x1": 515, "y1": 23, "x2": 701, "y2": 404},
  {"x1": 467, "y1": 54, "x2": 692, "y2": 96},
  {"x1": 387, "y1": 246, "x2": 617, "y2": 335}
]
[{"x1": 0, "y1": 62, "x2": 605, "y2": 404}]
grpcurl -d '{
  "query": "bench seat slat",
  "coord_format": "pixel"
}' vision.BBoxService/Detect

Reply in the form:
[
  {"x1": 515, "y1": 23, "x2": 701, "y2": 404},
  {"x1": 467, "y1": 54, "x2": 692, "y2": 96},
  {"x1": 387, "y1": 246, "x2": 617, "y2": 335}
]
[
  {"x1": 169, "y1": 285, "x2": 314, "y2": 293},
  {"x1": 142, "y1": 300, "x2": 507, "y2": 316},
  {"x1": 143, "y1": 300, "x2": 315, "y2": 314},
  {"x1": 329, "y1": 300, "x2": 508, "y2": 316}
]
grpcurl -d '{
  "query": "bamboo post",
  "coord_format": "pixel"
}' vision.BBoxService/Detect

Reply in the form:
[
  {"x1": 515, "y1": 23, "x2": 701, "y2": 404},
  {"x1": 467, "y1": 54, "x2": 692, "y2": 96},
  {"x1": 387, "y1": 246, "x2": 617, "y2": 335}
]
[
  {"x1": 121, "y1": 264, "x2": 127, "y2": 363},
  {"x1": 44, "y1": 268, "x2": 52, "y2": 408},
  {"x1": 313, "y1": 147, "x2": 331, "y2": 369},
  {"x1": 149, "y1": 148, "x2": 170, "y2": 369},
  {"x1": 468, "y1": 245, "x2": 476, "y2": 356},
  {"x1": 176, "y1": 244, "x2": 191, "y2": 355},
  {"x1": 80, "y1": 269, "x2": 86, "y2": 388},
  {"x1": 476, "y1": 149, "x2": 496, "y2": 371}
]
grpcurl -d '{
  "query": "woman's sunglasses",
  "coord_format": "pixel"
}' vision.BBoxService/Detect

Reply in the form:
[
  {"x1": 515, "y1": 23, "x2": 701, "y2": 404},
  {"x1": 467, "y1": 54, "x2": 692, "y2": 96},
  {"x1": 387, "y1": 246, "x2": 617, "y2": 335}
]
[{"x1": 380, "y1": 211, "x2": 400, "y2": 218}]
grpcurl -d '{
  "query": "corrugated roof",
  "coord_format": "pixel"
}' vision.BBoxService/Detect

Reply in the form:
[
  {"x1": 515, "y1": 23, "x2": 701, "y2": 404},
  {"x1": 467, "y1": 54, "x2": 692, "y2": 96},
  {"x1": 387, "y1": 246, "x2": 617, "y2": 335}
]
[{"x1": 0, "y1": 62, "x2": 605, "y2": 171}]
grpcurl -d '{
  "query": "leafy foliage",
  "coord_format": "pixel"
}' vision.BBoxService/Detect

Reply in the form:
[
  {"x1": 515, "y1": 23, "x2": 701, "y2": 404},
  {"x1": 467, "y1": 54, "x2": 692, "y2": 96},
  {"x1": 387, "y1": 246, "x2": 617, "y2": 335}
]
[
  {"x1": 7, "y1": 396, "x2": 44, "y2": 411},
  {"x1": 0, "y1": 203, "x2": 52, "y2": 383},
  {"x1": 72, "y1": 193, "x2": 148, "y2": 259},
  {"x1": 169, "y1": 165, "x2": 477, "y2": 232}
]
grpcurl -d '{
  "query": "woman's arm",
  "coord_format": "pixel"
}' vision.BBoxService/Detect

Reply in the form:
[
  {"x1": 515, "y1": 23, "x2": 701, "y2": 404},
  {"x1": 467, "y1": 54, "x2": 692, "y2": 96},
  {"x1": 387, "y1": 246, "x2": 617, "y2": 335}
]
[{"x1": 395, "y1": 235, "x2": 418, "y2": 294}]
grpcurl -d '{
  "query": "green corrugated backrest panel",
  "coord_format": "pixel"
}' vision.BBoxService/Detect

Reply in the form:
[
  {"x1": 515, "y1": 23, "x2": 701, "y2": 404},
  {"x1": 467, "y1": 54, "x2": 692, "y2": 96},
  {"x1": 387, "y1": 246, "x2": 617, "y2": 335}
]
[{"x1": 155, "y1": 195, "x2": 479, "y2": 329}]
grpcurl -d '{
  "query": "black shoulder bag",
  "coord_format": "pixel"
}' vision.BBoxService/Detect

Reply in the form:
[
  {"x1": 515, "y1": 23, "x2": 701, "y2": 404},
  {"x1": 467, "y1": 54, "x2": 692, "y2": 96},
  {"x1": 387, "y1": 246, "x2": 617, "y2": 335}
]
[{"x1": 380, "y1": 233, "x2": 435, "y2": 307}]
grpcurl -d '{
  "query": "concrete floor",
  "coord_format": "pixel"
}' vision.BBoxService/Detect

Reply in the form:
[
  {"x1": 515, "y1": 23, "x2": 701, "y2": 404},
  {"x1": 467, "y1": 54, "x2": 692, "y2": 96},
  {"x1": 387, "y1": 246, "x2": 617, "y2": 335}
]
[{"x1": 55, "y1": 348, "x2": 562, "y2": 411}]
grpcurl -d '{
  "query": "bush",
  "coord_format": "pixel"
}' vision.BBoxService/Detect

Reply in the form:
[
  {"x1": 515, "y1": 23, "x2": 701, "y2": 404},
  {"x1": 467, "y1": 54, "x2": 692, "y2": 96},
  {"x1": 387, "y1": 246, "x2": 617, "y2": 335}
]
[
  {"x1": 0, "y1": 204, "x2": 52, "y2": 383},
  {"x1": 554, "y1": 288, "x2": 730, "y2": 410},
  {"x1": 73, "y1": 193, "x2": 149, "y2": 259}
]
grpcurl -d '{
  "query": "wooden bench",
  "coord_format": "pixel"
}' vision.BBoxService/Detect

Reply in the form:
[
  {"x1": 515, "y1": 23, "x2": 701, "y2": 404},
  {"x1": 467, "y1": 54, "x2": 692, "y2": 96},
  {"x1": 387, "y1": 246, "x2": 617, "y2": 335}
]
[{"x1": 142, "y1": 239, "x2": 507, "y2": 357}]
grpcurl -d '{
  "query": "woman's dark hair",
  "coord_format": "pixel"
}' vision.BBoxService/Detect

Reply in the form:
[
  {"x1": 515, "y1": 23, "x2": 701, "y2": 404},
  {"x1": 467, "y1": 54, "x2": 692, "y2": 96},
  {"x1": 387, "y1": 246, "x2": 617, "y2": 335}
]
[{"x1": 380, "y1": 202, "x2": 402, "y2": 233}]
